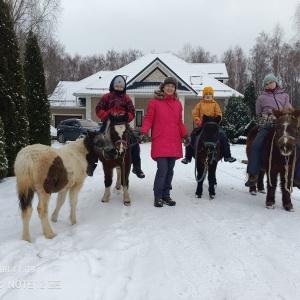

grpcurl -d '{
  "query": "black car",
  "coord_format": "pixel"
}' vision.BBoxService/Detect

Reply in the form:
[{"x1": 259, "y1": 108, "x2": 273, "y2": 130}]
[{"x1": 57, "y1": 119, "x2": 101, "y2": 143}]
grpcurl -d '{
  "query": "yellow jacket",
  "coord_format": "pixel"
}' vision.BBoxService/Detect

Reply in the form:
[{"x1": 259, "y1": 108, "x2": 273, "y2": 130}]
[{"x1": 192, "y1": 99, "x2": 222, "y2": 126}]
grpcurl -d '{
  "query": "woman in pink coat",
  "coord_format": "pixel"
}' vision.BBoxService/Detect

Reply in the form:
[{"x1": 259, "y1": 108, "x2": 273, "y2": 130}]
[{"x1": 141, "y1": 77, "x2": 188, "y2": 207}]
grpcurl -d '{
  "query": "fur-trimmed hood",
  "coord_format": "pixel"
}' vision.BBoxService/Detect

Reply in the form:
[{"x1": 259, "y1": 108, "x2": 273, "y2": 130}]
[{"x1": 154, "y1": 89, "x2": 178, "y2": 100}]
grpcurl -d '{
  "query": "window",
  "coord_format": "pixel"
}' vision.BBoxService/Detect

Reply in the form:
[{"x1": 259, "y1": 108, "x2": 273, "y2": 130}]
[
  {"x1": 135, "y1": 110, "x2": 144, "y2": 127},
  {"x1": 78, "y1": 98, "x2": 86, "y2": 107}
]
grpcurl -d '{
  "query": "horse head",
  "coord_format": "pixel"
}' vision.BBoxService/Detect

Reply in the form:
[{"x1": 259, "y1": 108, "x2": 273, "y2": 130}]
[
  {"x1": 102, "y1": 114, "x2": 129, "y2": 160},
  {"x1": 273, "y1": 109, "x2": 300, "y2": 156},
  {"x1": 84, "y1": 130, "x2": 106, "y2": 176}
]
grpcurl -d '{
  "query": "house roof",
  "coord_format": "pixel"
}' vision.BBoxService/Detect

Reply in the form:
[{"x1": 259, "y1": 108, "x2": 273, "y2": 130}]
[
  {"x1": 50, "y1": 53, "x2": 243, "y2": 106},
  {"x1": 49, "y1": 71, "x2": 111, "y2": 106}
]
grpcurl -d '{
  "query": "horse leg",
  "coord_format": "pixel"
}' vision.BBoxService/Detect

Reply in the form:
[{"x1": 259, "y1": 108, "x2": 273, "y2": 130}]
[
  {"x1": 196, "y1": 160, "x2": 204, "y2": 198},
  {"x1": 121, "y1": 163, "x2": 131, "y2": 206},
  {"x1": 208, "y1": 162, "x2": 217, "y2": 199},
  {"x1": 249, "y1": 185, "x2": 257, "y2": 195},
  {"x1": 22, "y1": 203, "x2": 33, "y2": 242},
  {"x1": 115, "y1": 166, "x2": 121, "y2": 190},
  {"x1": 51, "y1": 189, "x2": 68, "y2": 222},
  {"x1": 102, "y1": 167, "x2": 112, "y2": 202},
  {"x1": 280, "y1": 171, "x2": 294, "y2": 212},
  {"x1": 37, "y1": 191, "x2": 56, "y2": 239},
  {"x1": 257, "y1": 170, "x2": 266, "y2": 193},
  {"x1": 69, "y1": 183, "x2": 83, "y2": 225},
  {"x1": 266, "y1": 171, "x2": 277, "y2": 209}
]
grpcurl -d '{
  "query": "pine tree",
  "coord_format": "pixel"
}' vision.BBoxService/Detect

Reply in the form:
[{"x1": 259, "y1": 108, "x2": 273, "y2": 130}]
[
  {"x1": 222, "y1": 97, "x2": 251, "y2": 142},
  {"x1": 0, "y1": 0, "x2": 25, "y2": 175},
  {"x1": 244, "y1": 81, "x2": 257, "y2": 118},
  {"x1": 24, "y1": 31, "x2": 51, "y2": 145},
  {"x1": 0, "y1": 117, "x2": 8, "y2": 180}
]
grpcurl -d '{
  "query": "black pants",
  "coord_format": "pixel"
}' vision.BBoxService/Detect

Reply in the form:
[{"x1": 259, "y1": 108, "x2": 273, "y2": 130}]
[
  {"x1": 153, "y1": 158, "x2": 176, "y2": 198},
  {"x1": 185, "y1": 127, "x2": 232, "y2": 160}
]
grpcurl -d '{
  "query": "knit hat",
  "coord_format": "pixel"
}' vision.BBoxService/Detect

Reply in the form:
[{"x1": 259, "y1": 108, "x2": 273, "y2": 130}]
[
  {"x1": 262, "y1": 73, "x2": 278, "y2": 87},
  {"x1": 161, "y1": 76, "x2": 178, "y2": 89},
  {"x1": 109, "y1": 75, "x2": 127, "y2": 93},
  {"x1": 202, "y1": 86, "x2": 214, "y2": 97}
]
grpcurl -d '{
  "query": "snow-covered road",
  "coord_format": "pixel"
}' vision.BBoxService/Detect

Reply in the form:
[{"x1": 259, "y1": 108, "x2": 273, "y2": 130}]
[{"x1": 1, "y1": 143, "x2": 300, "y2": 300}]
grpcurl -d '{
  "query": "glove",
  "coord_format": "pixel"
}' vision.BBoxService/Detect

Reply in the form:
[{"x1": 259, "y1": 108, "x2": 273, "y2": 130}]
[
  {"x1": 139, "y1": 131, "x2": 148, "y2": 143},
  {"x1": 182, "y1": 135, "x2": 191, "y2": 146},
  {"x1": 195, "y1": 119, "x2": 202, "y2": 128}
]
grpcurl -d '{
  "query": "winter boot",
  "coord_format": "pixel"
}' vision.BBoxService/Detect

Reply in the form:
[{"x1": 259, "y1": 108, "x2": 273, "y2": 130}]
[
  {"x1": 162, "y1": 196, "x2": 176, "y2": 206},
  {"x1": 154, "y1": 197, "x2": 164, "y2": 207},
  {"x1": 132, "y1": 161, "x2": 145, "y2": 178}
]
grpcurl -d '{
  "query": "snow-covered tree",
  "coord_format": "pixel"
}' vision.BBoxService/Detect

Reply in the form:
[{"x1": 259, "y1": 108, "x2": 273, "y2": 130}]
[
  {"x1": 0, "y1": 117, "x2": 8, "y2": 180},
  {"x1": 243, "y1": 81, "x2": 257, "y2": 118},
  {"x1": 222, "y1": 97, "x2": 251, "y2": 142},
  {"x1": 24, "y1": 31, "x2": 51, "y2": 145},
  {"x1": 0, "y1": 0, "x2": 28, "y2": 175}
]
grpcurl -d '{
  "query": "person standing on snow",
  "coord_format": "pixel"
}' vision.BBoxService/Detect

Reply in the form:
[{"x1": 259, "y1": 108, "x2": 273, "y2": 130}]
[{"x1": 141, "y1": 77, "x2": 189, "y2": 207}]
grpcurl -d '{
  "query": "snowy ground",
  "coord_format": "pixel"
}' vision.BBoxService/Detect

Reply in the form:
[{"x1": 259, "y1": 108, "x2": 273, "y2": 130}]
[{"x1": 1, "y1": 142, "x2": 300, "y2": 300}]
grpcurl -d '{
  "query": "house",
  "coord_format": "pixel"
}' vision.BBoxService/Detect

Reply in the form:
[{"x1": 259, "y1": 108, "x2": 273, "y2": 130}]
[{"x1": 49, "y1": 53, "x2": 243, "y2": 132}]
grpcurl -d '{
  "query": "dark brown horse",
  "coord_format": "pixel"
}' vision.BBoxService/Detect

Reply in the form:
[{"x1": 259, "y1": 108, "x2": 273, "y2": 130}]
[
  {"x1": 246, "y1": 127, "x2": 266, "y2": 195},
  {"x1": 247, "y1": 109, "x2": 300, "y2": 211},
  {"x1": 97, "y1": 117, "x2": 132, "y2": 206},
  {"x1": 194, "y1": 118, "x2": 221, "y2": 199}
]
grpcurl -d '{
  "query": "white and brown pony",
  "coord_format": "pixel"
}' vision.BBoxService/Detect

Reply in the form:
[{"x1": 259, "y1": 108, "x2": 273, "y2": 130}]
[
  {"x1": 14, "y1": 131, "x2": 104, "y2": 242},
  {"x1": 97, "y1": 116, "x2": 132, "y2": 206}
]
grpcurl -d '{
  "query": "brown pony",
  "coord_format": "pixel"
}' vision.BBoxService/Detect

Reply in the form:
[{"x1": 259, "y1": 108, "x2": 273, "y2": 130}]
[
  {"x1": 246, "y1": 127, "x2": 266, "y2": 195},
  {"x1": 194, "y1": 118, "x2": 222, "y2": 199},
  {"x1": 97, "y1": 117, "x2": 132, "y2": 206},
  {"x1": 247, "y1": 109, "x2": 300, "y2": 211}
]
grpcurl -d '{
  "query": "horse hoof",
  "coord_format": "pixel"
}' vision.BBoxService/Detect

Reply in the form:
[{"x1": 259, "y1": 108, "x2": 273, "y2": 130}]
[
  {"x1": 258, "y1": 189, "x2": 266, "y2": 194},
  {"x1": 101, "y1": 198, "x2": 109, "y2": 203},
  {"x1": 115, "y1": 185, "x2": 121, "y2": 190},
  {"x1": 250, "y1": 191, "x2": 257, "y2": 196},
  {"x1": 124, "y1": 201, "x2": 131, "y2": 206},
  {"x1": 209, "y1": 195, "x2": 215, "y2": 200},
  {"x1": 195, "y1": 194, "x2": 202, "y2": 198},
  {"x1": 283, "y1": 206, "x2": 294, "y2": 212},
  {"x1": 45, "y1": 232, "x2": 56, "y2": 239},
  {"x1": 266, "y1": 204, "x2": 275, "y2": 209}
]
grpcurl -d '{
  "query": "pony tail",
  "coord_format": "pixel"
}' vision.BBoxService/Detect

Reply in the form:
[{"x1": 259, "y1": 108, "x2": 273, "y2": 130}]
[{"x1": 16, "y1": 176, "x2": 34, "y2": 211}]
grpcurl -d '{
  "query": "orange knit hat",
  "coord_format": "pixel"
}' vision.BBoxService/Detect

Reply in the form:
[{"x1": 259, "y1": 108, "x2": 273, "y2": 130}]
[{"x1": 202, "y1": 86, "x2": 214, "y2": 97}]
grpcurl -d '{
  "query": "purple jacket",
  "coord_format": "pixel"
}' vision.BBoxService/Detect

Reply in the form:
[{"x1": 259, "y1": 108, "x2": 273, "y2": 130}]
[{"x1": 256, "y1": 88, "x2": 292, "y2": 116}]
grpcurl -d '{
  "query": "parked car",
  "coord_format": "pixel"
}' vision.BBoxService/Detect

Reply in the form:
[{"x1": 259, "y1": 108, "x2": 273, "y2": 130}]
[{"x1": 57, "y1": 119, "x2": 101, "y2": 143}]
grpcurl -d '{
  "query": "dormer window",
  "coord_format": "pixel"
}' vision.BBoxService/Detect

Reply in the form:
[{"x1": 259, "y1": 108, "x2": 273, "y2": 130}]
[{"x1": 190, "y1": 76, "x2": 203, "y2": 85}]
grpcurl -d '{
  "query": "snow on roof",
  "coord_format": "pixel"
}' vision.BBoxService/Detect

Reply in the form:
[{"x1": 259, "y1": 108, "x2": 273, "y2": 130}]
[
  {"x1": 49, "y1": 71, "x2": 112, "y2": 106},
  {"x1": 188, "y1": 63, "x2": 228, "y2": 78},
  {"x1": 50, "y1": 53, "x2": 242, "y2": 106}
]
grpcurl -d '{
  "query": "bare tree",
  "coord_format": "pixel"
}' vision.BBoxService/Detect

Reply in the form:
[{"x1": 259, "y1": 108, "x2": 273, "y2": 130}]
[
  {"x1": 294, "y1": 2, "x2": 300, "y2": 40},
  {"x1": 222, "y1": 46, "x2": 247, "y2": 93},
  {"x1": 178, "y1": 43, "x2": 217, "y2": 63},
  {"x1": 5, "y1": 0, "x2": 61, "y2": 34}
]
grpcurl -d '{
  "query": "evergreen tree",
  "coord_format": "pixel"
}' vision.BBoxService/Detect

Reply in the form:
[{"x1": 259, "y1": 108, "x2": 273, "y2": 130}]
[
  {"x1": 244, "y1": 81, "x2": 257, "y2": 118},
  {"x1": 24, "y1": 31, "x2": 51, "y2": 145},
  {"x1": 0, "y1": 0, "x2": 27, "y2": 175},
  {"x1": 0, "y1": 117, "x2": 8, "y2": 180},
  {"x1": 222, "y1": 97, "x2": 251, "y2": 142}
]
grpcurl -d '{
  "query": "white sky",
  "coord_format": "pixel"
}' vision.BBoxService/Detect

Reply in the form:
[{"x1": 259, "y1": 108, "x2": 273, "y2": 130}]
[{"x1": 57, "y1": 0, "x2": 300, "y2": 58}]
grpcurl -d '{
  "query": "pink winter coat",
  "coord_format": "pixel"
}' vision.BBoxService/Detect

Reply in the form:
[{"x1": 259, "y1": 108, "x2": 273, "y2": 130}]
[{"x1": 141, "y1": 91, "x2": 187, "y2": 160}]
